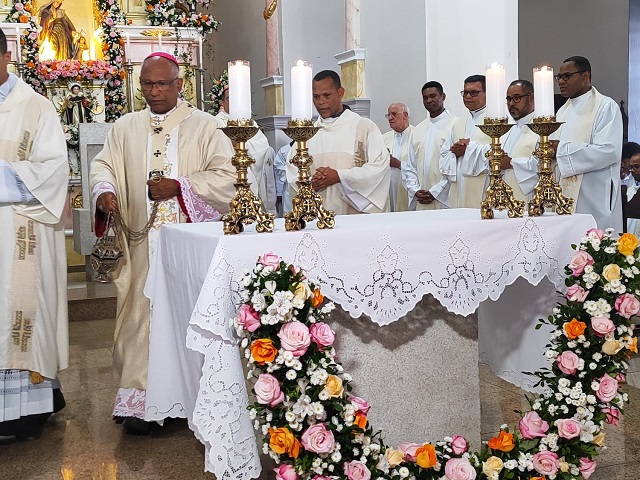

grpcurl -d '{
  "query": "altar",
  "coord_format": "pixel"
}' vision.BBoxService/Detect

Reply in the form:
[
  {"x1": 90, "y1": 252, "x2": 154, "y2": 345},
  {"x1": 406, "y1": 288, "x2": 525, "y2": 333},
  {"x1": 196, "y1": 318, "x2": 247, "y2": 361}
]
[{"x1": 143, "y1": 209, "x2": 596, "y2": 479}]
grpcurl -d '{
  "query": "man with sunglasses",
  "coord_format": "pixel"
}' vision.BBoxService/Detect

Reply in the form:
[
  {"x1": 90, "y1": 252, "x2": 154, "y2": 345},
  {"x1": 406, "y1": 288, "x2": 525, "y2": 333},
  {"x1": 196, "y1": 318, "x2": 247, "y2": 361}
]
[
  {"x1": 550, "y1": 56, "x2": 623, "y2": 232},
  {"x1": 458, "y1": 80, "x2": 540, "y2": 201},
  {"x1": 440, "y1": 75, "x2": 492, "y2": 208},
  {"x1": 90, "y1": 52, "x2": 236, "y2": 435}
]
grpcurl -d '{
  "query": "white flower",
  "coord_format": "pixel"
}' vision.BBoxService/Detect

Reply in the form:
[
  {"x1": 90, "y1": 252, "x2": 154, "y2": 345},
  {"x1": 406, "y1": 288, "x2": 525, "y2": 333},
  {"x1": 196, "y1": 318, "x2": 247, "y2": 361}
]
[
  {"x1": 285, "y1": 411, "x2": 296, "y2": 422},
  {"x1": 318, "y1": 390, "x2": 330, "y2": 401},
  {"x1": 398, "y1": 467, "x2": 410, "y2": 478},
  {"x1": 504, "y1": 460, "x2": 518, "y2": 470},
  {"x1": 331, "y1": 451, "x2": 342, "y2": 462},
  {"x1": 265, "y1": 280, "x2": 277, "y2": 294}
]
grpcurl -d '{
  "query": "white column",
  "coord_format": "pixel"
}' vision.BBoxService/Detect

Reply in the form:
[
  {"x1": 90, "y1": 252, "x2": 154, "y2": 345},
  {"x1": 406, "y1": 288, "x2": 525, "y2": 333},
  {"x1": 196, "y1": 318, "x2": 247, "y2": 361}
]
[{"x1": 345, "y1": 0, "x2": 361, "y2": 50}]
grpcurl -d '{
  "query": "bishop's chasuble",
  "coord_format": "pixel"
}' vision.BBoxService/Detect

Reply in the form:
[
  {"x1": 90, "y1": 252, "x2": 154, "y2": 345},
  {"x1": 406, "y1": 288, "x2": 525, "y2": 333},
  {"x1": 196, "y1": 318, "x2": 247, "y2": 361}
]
[
  {"x1": 286, "y1": 109, "x2": 390, "y2": 215},
  {"x1": 90, "y1": 103, "x2": 235, "y2": 418},
  {"x1": 383, "y1": 126, "x2": 412, "y2": 212},
  {"x1": 0, "y1": 75, "x2": 69, "y2": 421}
]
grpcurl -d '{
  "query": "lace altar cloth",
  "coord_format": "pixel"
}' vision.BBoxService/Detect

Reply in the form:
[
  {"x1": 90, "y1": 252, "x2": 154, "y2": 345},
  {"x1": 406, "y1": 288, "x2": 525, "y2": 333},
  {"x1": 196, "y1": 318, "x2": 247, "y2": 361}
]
[{"x1": 144, "y1": 209, "x2": 596, "y2": 479}]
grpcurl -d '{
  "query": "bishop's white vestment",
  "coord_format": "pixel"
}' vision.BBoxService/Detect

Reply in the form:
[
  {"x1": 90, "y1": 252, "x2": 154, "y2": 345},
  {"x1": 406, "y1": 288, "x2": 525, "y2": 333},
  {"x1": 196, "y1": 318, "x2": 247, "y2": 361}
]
[{"x1": 286, "y1": 109, "x2": 390, "y2": 215}]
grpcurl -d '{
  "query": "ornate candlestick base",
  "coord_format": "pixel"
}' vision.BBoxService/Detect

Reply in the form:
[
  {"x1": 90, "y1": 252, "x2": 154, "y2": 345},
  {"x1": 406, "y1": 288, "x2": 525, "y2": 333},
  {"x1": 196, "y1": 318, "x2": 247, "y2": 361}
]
[
  {"x1": 221, "y1": 120, "x2": 275, "y2": 234},
  {"x1": 282, "y1": 120, "x2": 335, "y2": 231},
  {"x1": 526, "y1": 116, "x2": 574, "y2": 216},
  {"x1": 477, "y1": 118, "x2": 525, "y2": 219}
]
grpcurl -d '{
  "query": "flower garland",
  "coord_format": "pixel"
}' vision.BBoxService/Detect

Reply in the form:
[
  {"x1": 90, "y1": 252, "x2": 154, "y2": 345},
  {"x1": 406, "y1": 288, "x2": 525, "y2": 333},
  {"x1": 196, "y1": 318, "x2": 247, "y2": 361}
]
[
  {"x1": 208, "y1": 69, "x2": 227, "y2": 115},
  {"x1": 145, "y1": 0, "x2": 219, "y2": 36},
  {"x1": 4, "y1": 0, "x2": 43, "y2": 94},
  {"x1": 36, "y1": 59, "x2": 119, "y2": 82},
  {"x1": 237, "y1": 228, "x2": 638, "y2": 480}
]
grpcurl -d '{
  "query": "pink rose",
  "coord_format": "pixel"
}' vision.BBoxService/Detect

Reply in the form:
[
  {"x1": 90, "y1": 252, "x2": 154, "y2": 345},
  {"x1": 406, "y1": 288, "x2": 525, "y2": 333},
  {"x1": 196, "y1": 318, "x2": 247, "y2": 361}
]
[
  {"x1": 312, "y1": 477, "x2": 331, "y2": 480},
  {"x1": 350, "y1": 396, "x2": 371, "y2": 415},
  {"x1": 259, "y1": 252, "x2": 281, "y2": 271},
  {"x1": 586, "y1": 228, "x2": 605, "y2": 240},
  {"x1": 556, "y1": 350, "x2": 581, "y2": 375},
  {"x1": 602, "y1": 406, "x2": 620, "y2": 425},
  {"x1": 309, "y1": 322, "x2": 335, "y2": 347},
  {"x1": 301, "y1": 423, "x2": 335, "y2": 454},
  {"x1": 254, "y1": 373, "x2": 284, "y2": 407},
  {"x1": 450, "y1": 435, "x2": 468, "y2": 455},
  {"x1": 579, "y1": 458, "x2": 597, "y2": 479},
  {"x1": 518, "y1": 411, "x2": 549, "y2": 439},
  {"x1": 591, "y1": 316, "x2": 615, "y2": 337},
  {"x1": 614, "y1": 293, "x2": 640, "y2": 319},
  {"x1": 343, "y1": 461, "x2": 371, "y2": 480},
  {"x1": 569, "y1": 251, "x2": 594, "y2": 277},
  {"x1": 237, "y1": 304, "x2": 261, "y2": 332},
  {"x1": 597, "y1": 374, "x2": 619, "y2": 403},
  {"x1": 278, "y1": 321, "x2": 311, "y2": 357},
  {"x1": 274, "y1": 464, "x2": 297, "y2": 480},
  {"x1": 533, "y1": 451, "x2": 559, "y2": 476},
  {"x1": 444, "y1": 458, "x2": 477, "y2": 480},
  {"x1": 615, "y1": 373, "x2": 626, "y2": 383},
  {"x1": 555, "y1": 418, "x2": 582, "y2": 439},
  {"x1": 565, "y1": 284, "x2": 589, "y2": 302},
  {"x1": 397, "y1": 442, "x2": 421, "y2": 462}
]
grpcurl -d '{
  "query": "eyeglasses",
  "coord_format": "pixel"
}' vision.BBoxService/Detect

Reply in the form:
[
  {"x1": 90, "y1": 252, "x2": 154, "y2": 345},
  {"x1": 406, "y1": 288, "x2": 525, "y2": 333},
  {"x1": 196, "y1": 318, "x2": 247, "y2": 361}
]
[
  {"x1": 630, "y1": 164, "x2": 640, "y2": 171},
  {"x1": 505, "y1": 93, "x2": 531, "y2": 104},
  {"x1": 460, "y1": 90, "x2": 483, "y2": 98},
  {"x1": 554, "y1": 71, "x2": 586, "y2": 82},
  {"x1": 140, "y1": 78, "x2": 179, "y2": 91},
  {"x1": 385, "y1": 112, "x2": 402, "y2": 119}
]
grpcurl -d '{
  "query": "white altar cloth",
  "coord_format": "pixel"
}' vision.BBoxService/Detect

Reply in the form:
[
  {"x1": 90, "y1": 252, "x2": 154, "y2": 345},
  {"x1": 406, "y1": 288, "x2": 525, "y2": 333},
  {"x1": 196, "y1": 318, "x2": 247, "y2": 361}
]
[{"x1": 144, "y1": 209, "x2": 596, "y2": 479}]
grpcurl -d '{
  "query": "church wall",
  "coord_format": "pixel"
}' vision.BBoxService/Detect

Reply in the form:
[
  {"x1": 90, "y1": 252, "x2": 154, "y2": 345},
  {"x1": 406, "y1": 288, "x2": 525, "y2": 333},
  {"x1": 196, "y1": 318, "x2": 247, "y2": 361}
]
[{"x1": 518, "y1": 0, "x2": 629, "y2": 115}]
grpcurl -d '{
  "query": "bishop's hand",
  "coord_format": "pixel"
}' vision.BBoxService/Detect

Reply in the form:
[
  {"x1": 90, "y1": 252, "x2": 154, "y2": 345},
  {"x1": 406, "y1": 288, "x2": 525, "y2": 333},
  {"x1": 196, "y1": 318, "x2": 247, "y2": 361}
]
[
  {"x1": 96, "y1": 192, "x2": 118, "y2": 213},
  {"x1": 147, "y1": 178, "x2": 181, "y2": 201}
]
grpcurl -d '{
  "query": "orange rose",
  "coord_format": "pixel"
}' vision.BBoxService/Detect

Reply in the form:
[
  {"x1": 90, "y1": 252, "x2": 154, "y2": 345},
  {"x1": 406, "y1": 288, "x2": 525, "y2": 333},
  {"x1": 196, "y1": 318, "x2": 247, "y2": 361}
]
[
  {"x1": 250, "y1": 338, "x2": 277, "y2": 364},
  {"x1": 147, "y1": 4, "x2": 153, "y2": 11},
  {"x1": 564, "y1": 318, "x2": 587, "y2": 339},
  {"x1": 19, "y1": 14, "x2": 28, "y2": 22},
  {"x1": 324, "y1": 375, "x2": 344, "y2": 398},
  {"x1": 354, "y1": 412, "x2": 367, "y2": 429},
  {"x1": 530, "y1": 477, "x2": 546, "y2": 480},
  {"x1": 617, "y1": 233, "x2": 639, "y2": 256},
  {"x1": 311, "y1": 289, "x2": 324, "y2": 307},
  {"x1": 627, "y1": 336, "x2": 638, "y2": 354},
  {"x1": 268, "y1": 427, "x2": 300, "y2": 458},
  {"x1": 26, "y1": 61, "x2": 35, "y2": 68},
  {"x1": 488, "y1": 430, "x2": 515, "y2": 452},
  {"x1": 415, "y1": 443, "x2": 437, "y2": 469}
]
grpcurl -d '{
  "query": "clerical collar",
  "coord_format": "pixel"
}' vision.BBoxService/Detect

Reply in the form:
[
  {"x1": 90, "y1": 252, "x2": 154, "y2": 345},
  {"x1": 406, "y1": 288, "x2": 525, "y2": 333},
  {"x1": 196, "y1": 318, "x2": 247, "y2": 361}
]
[
  {"x1": 470, "y1": 106, "x2": 486, "y2": 117},
  {"x1": 0, "y1": 73, "x2": 18, "y2": 105},
  {"x1": 430, "y1": 109, "x2": 449, "y2": 123},
  {"x1": 515, "y1": 111, "x2": 535, "y2": 126},
  {"x1": 150, "y1": 102, "x2": 179, "y2": 121},
  {"x1": 569, "y1": 87, "x2": 594, "y2": 106}
]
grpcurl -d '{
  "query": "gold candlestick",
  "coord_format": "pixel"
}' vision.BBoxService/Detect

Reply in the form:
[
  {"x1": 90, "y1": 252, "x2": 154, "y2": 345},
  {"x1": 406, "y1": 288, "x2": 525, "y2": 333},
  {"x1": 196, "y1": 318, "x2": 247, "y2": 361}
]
[
  {"x1": 477, "y1": 117, "x2": 525, "y2": 219},
  {"x1": 282, "y1": 119, "x2": 335, "y2": 231},
  {"x1": 526, "y1": 116, "x2": 574, "y2": 216},
  {"x1": 221, "y1": 119, "x2": 275, "y2": 234}
]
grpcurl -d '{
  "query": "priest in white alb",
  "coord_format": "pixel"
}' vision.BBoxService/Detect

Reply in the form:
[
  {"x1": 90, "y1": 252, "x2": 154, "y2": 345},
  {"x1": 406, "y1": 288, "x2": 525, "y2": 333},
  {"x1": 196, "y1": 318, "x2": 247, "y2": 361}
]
[
  {"x1": 0, "y1": 27, "x2": 68, "y2": 443},
  {"x1": 402, "y1": 81, "x2": 458, "y2": 210},
  {"x1": 214, "y1": 84, "x2": 277, "y2": 214},
  {"x1": 90, "y1": 52, "x2": 236, "y2": 435},
  {"x1": 382, "y1": 103, "x2": 412, "y2": 212},
  {"x1": 286, "y1": 70, "x2": 390, "y2": 215},
  {"x1": 440, "y1": 75, "x2": 491, "y2": 208},
  {"x1": 550, "y1": 56, "x2": 623, "y2": 232},
  {"x1": 455, "y1": 80, "x2": 540, "y2": 201}
]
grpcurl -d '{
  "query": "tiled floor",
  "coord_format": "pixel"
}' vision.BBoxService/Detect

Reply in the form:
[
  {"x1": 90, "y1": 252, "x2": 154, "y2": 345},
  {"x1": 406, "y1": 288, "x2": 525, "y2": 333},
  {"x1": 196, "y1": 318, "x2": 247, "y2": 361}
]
[{"x1": 1, "y1": 289, "x2": 639, "y2": 479}]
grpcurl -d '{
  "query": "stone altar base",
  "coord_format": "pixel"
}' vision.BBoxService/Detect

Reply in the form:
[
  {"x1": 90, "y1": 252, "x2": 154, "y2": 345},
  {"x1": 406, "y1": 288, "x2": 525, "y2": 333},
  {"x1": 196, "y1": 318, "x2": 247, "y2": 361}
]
[{"x1": 329, "y1": 294, "x2": 480, "y2": 449}]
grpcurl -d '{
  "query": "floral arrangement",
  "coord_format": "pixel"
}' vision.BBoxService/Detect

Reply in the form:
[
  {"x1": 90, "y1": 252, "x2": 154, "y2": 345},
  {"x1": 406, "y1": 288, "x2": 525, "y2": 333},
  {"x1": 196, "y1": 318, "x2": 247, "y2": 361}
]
[
  {"x1": 36, "y1": 59, "x2": 119, "y2": 82},
  {"x1": 4, "y1": 0, "x2": 43, "y2": 94},
  {"x1": 63, "y1": 123, "x2": 79, "y2": 148},
  {"x1": 145, "y1": 0, "x2": 219, "y2": 36},
  {"x1": 208, "y1": 69, "x2": 227, "y2": 115},
  {"x1": 237, "y1": 228, "x2": 637, "y2": 480}
]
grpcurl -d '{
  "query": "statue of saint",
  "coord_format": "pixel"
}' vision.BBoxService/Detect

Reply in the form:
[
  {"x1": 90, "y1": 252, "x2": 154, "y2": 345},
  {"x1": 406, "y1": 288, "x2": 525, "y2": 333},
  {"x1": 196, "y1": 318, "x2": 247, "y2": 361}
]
[
  {"x1": 61, "y1": 83, "x2": 93, "y2": 125},
  {"x1": 39, "y1": 0, "x2": 77, "y2": 60}
]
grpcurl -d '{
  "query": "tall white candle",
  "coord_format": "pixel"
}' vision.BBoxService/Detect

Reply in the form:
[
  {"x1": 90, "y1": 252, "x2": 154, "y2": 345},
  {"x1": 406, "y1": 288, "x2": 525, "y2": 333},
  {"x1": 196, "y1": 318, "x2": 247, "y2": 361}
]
[
  {"x1": 533, "y1": 66, "x2": 554, "y2": 117},
  {"x1": 158, "y1": 33, "x2": 163, "y2": 51},
  {"x1": 198, "y1": 35, "x2": 203, "y2": 69},
  {"x1": 15, "y1": 27, "x2": 21, "y2": 64},
  {"x1": 485, "y1": 63, "x2": 506, "y2": 119},
  {"x1": 125, "y1": 33, "x2": 131, "y2": 61},
  {"x1": 228, "y1": 60, "x2": 252, "y2": 120},
  {"x1": 291, "y1": 60, "x2": 313, "y2": 120}
]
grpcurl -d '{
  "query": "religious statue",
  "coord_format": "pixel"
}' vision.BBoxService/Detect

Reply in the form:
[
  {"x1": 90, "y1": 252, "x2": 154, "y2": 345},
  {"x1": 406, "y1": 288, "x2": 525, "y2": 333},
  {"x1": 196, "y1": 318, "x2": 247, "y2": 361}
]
[
  {"x1": 39, "y1": 0, "x2": 78, "y2": 60},
  {"x1": 61, "y1": 83, "x2": 93, "y2": 125}
]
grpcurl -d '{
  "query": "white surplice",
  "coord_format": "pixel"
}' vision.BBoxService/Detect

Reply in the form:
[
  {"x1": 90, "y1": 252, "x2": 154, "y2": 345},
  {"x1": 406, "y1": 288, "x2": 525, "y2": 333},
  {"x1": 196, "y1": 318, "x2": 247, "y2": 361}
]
[
  {"x1": 440, "y1": 106, "x2": 492, "y2": 208},
  {"x1": 286, "y1": 109, "x2": 390, "y2": 215},
  {"x1": 402, "y1": 110, "x2": 458, "y2": 210},
  {"x1": 383, "y1": 126, "x2": 413, "y2": 212},
  {"x1": 0, "y1": 74, "x2": 69, "y2": 421},
  {"x1": 552, "y1": 87, "x2": 623, "y2": 232}
]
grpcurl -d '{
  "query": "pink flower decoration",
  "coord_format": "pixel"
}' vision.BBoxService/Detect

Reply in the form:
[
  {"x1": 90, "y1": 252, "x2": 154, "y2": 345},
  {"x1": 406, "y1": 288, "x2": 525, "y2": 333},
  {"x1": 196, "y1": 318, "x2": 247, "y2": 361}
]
[
  {"x1": 565, "y1": 284, "x2": 589, "y2": 302},
  {"x1": 343, "y1": 461, "x2": 371, "y2": 480},
  {"x1": 237, "y1": 304, "x2": 261, "y2": 332},
  {"x1": 568, "y1": 251, "x2": 594, "y2": 277},
  {"x1": 555, "y1": 418, "x2": 582, "y2": 439},
  {"x1": 259, "y1": 252, "x2": 281, "y2": 271},
  {"x1": 397, "y1": 442, "x2": 421, "y2": 462},
  {"x1": 519, "y1": 411, "x2": 549, "y2": 439},
  {"x1": 254, "y1": 373, "x2": 284, "y2": 407},
  {"x1": 309, "y1": 322, "x2": 335, "y2": 348},
  {"x1": 615, "y1": 373, "x2": 626, "y2": 383},
  {"x1": 444, "y1": 457, "x2": 477, "y2": 480},
  {"x1": 591, "y1": 316, "x2": 615, "y2": 337},
  {"x1": 533, "y1": 451, "x2": 559, "y2": 477},
  {"x1": 300, "y1": 423, "x2": 335, "y2": 454},
  {"x1": 274, "y1": 464, "x2": 297, "y2": 480},
  {"x1": 350, "y1": 396, "x2": 371, "y2": 415},
  {"x1": 450, "y1": 435, "x2": 468, "y2": 455},
  {"x1": 556, "y1": 350, "x2": 581, "y2": 375},
  {"x1": 597, "y1": 374, "x2": 619, "y2": 403},
  {"x1": 579, "y1": 458, "x2": 597, "y2": 479},
  {"x1": 586, "y1": 228, "x2": 605, "y2": 240},
  {"x1": 278, "y1": 321, "x2": 311, "y2": 357},
  {"x1": 602, "y1": 406, "x2": 620, "y2": 425},
  {"x1": 615, "y1": 293, "x2": 640, "y2": 319}
]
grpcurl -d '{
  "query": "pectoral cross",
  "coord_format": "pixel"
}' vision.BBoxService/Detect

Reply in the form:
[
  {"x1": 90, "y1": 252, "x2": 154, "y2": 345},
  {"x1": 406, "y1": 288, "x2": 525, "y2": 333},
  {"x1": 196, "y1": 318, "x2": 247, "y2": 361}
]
[{"x1": 153, "y1": 150, "x2": 162, "y2": 158}]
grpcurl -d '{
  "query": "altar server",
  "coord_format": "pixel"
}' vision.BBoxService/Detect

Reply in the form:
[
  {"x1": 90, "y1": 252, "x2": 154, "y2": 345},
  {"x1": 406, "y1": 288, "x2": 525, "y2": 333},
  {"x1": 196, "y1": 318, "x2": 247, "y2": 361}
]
[
  {"x1": 215, "y1": 85, "x2": 277, "y2": 214},
  {"x1": 550, "y1": 56, "x2": 623, "y2": 232},
  {"x1": 402, "y1": 81, "x2": 458, "y2": 210},
  {"x1": 90, "y1": 52, "x2": 235, "y2": 435},
  {"x1": 0, "y1": 27, "x2": 68, "y2": 442},
  {"x1": 286, "y1": 70, "x2": 390, "y2": 215},
  {"x1": 440, "y1": 75, "x2": 492, "y2": 208},
  {"x1": 382, "y1": 102, "x2": 412, "y2": 212}
]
